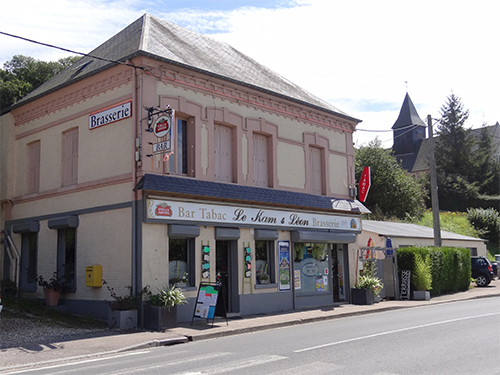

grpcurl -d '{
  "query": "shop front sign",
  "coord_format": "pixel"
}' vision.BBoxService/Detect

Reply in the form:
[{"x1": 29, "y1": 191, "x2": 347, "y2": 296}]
[{"x1": 147, "y1": 199, "x2": 360, "y2": 231}]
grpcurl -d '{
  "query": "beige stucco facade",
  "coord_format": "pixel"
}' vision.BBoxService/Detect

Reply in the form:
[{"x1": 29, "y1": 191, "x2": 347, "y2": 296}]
[{"x1": 0, "y1": 16, "x2": 367, "y2": 322}]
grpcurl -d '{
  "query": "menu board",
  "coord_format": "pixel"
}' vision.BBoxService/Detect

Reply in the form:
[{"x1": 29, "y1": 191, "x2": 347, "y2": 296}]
[{"x1": 192, "y1": 283, "x2": 227, "y2": 325}]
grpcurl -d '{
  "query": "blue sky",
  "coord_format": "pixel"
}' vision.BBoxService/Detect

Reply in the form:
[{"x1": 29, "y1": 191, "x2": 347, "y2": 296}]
[{"x1": 1, "y1": 0, "x2": 498, "y2": 147}]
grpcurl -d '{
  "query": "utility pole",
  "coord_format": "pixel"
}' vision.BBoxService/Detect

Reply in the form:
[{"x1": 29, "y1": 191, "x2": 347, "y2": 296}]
[{"x1": 428, "y1": 114, "x2": 442, "y2": 247}]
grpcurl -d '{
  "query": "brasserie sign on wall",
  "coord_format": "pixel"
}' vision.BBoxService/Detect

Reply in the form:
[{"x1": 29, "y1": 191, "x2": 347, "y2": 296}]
[
  {"x1": 89, "y1": 101, "x2": 132, "y2": 130},
  {"x1": 147, "y1": 199, "x2": 360, "y2": 231}
]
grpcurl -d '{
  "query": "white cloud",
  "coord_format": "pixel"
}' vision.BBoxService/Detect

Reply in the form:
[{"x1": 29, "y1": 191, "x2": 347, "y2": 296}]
[{"x1": 1, "y1": 0, "x2": 498, "y2": 146}]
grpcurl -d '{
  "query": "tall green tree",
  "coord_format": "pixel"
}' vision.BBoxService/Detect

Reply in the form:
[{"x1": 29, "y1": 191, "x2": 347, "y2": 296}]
[
  {"x1": 434, "y1": 94, "x2": 479, "y2": 206},
  {"x1": 355, "y1": 138, "x2": 426, "y2": 220},
  {"x1": 472, "y1": 125, "x2": 500, "y2": 196},
  {"x1": 0, "y1": 55, "x2": 80, "y2": 109}
]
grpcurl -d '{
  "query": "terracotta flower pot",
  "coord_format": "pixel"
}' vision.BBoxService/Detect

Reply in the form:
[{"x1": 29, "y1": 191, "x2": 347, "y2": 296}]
[{"x1": 43, "y1": 288, "x2": 61, "y2": 306}]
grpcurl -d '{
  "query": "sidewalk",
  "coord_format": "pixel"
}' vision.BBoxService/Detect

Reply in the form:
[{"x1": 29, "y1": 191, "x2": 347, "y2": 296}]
[{"x1": 1, "y1": 279, "x2": 499, "y2": 371}]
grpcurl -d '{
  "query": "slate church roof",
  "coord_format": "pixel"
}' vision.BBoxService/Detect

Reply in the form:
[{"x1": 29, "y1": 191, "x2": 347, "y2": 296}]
[
  {"x1": 12, "y1": 14, "x2": 357, "y2": 121},
  {"x1": 391, "y1": 93, "x2": 426, "y2": 130}
]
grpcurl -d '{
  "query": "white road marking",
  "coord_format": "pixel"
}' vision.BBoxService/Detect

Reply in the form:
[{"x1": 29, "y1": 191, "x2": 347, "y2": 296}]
[
  {"x1": 173, "y1": 355, "x2": 287, "y2": 375},
  {"x1": 294, "y1": 312, "x2": 500, "y2": 353}
]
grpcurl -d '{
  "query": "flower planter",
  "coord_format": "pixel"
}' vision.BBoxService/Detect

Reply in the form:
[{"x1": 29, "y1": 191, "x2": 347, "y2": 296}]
[
  {"x1": 174, "y1": 282, "x2": 187, "y2": 288},
  {"x1": 108, "y1": 309, "x2": 138, "y2": 330},
  {"x1": 351, "y1": 288, "x2": 374, "y2": 305},
  {"x1": 413, "y1": 291, "x2": 430, "y2": 301},
  {"x1": 43, "y1": 288, "x2": 61, "y2": 306},
  {"x1": 144, "y1": 304, "x2": 177, "y2": 331}
]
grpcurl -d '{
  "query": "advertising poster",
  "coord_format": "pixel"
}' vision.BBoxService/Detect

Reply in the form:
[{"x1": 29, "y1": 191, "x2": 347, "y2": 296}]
[
  {"x1": 278, "y1": 241, "x2": 291, "y2": 291},
  {"x1": 294, "y1": 270, "x2": 301, "y2": 290}
]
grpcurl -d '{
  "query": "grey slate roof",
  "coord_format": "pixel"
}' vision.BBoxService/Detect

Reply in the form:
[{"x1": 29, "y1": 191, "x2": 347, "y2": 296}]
[
  {"x1": 391, "y1": 93, "x2": 426, "y2": 130},
  {"x1": 12, "y1": 14, "x2": 357, "y2": 121},
  {"x1": 134, "y1": 174, "x2": 369, "y2": 214},
  {"x1": 362, "y1": 220, "x2": 485, "y2": 242}
]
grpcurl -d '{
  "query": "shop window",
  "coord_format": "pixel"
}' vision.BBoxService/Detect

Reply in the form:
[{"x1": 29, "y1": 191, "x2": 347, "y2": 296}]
[
  {"x1": 293, "y1": 243, "x2": 330, "y2": 294},
  {"x1": 214, "y1": 124, "x2": 233, "y2": 182},
  {"x1": 255, "y1": 240, "x2": 275, "y2": 283},
  {"x1": 57, "y1": 228, "x2": 76, "y2": 292},
  {"x1": 27, "y1": 140, "x2": 40, "y2": 194},
  {"x1": 252, "y1": 133, "x2": 269, "y2": 187},
  {"x1": 309, "y1": 146, "x2": 323, "y2": 195},
  {"x1": 169, "y1": 238, "x2": 195, "y2": 286},
  {"x1": 20, "y1": 232, "x2": 38, "y2": 292},
  {"x1": 168, "y1": 119, "x2": 190, "y2": 175},
  {"x1": 62, "y1": 128, "x2": 78, "y2": 186}
]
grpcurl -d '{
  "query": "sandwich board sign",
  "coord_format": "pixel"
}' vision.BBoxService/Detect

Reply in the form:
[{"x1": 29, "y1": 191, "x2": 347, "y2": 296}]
[{"x1": 191, "y1": 283, "x2": 227, "y2": 326}]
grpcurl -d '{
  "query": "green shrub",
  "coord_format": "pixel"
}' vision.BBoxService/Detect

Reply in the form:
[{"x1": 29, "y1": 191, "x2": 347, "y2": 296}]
[
  {"x1": 467, "y1": 207, "x2": 500, "y2": 245},
  {"x1": 398, "y1": 246, "x2": 470, "y2": 297},
  {"x1": 412, "y1": 254, "x2": 432, "y2": 291}
]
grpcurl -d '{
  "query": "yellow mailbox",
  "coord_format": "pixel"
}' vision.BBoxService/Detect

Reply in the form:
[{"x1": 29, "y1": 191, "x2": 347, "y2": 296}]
[{"x1": 86, "y1": 265, "x2": 102, "y2": 287}]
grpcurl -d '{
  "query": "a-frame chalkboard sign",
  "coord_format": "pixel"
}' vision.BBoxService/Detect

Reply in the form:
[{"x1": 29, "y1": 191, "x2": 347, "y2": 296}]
[{"x1": 191, "y1": 282, "x2": 228, "y2": 327}]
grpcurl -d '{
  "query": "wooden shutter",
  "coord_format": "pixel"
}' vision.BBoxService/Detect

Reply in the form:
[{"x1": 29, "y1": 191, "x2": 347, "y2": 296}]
[
  {"x1": 214, "y1": 124, "x2": 233, "y2": 182},
  {"x1": 62, "y1": 129, "x2": 78, "y2": 186},
  {"x1": 27, "y1": 141, "x2": 40, "y2": 194},
  {"x1": 310, "y1": 146, "x2": 322, "y2": 195},
  {"x1": 253, "y1": 134, "x2": 269, "y2": 187}
]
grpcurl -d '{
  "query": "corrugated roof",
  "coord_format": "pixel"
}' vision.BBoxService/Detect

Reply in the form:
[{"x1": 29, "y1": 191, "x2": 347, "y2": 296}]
[
  {"x1": 134, "y1": 174, "x2": 369, "y2": 214},
  {"x1": 362, "y1": 220, "x2": 485, "y2": 242},
  {"x1": 12, "y1": 14, "x2": 358, "y2": 121}
]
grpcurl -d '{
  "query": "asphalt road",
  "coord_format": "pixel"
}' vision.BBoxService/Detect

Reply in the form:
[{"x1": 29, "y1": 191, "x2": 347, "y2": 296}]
[{"x1": 3, "y1": 297, "x2": 499, "y2": 375}]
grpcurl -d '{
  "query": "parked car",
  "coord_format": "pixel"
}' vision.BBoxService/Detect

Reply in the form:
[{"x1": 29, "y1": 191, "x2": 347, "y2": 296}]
[{"x1": 471, "y1": 256, "x2": 494, "y2": 287}]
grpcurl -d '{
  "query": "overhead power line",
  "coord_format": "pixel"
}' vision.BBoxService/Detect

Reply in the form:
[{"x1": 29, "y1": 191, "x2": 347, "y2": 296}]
[{"x1": 0, "y1": 30, "x2": 145, "y2": 70}]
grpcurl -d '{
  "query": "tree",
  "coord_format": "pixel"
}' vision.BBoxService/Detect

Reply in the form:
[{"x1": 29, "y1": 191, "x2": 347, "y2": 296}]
[
  {"x1": 434, "y1": 94, "x2": 480, "y2": 207},
  {"x1": 0, "y1": 55, "x2": 80, "y2": 109},
  {"x1": 435, "y1": 94, "x2": 475, "y2": 178},
  {"x1": 472, "y1": 125, "x2": 500, "y2": 196},
  {"x1": 355, "y1": 138, "x2": 426, "y2": 220}
]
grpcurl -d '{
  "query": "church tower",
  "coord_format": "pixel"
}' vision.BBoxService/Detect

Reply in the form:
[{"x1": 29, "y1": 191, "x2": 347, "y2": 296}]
[{"x1": 392, "y1": 93, "x2": 426, "y2": 171}]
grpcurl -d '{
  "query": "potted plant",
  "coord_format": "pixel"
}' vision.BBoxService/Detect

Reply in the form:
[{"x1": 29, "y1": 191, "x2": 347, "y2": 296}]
[
  {"x1": 412, "y1": 254, "x2": 432, "y2": 300},
  {"x1": 144, "y1": 285, "x2": 187, "y2": 331},
  {"x1": 351, "y1": 275, "x2": 383, "y2": 305},
  {"x1": 103, "y1": 280, "x2": 142, "y2": 330},
  {"x1": 37, "y1": 272, "x2": 67, "y2": 306},
  {"x1": 258, "y1": 272, "x2": 270, "y2": 284},
  {"x1": 172, "y1": 273, "x2": 189, "y2": 288}
]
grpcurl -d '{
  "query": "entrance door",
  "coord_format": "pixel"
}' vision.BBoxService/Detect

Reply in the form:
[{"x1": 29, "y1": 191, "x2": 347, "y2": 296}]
[
  {"x1": 332, "y1": 244, "x2": 346, "y2": 302},
  {"x1": 216, "y1": 240, "x2": 238, "y2": 313}
]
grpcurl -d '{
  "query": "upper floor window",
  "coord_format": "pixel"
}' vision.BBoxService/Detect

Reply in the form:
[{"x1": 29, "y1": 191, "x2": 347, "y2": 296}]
[
  {"x1": 253, "y1": 133, "x2": 269, "y2": 187},
  {"x1": 214, "y1": 124, "x2": 233, "y2": 182},
  {"x1": 62, "y1": 128, "x2": 78, "y2": 186},
  {"x1": 27, "y1": 141, "x2": 41, "y2": 194},
  {"x1": 167, "y1": 119, "x2": 189, "y2": 175}
]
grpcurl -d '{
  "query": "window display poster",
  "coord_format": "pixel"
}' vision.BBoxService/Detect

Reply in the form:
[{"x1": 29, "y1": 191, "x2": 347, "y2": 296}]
[
  {"x1": 278, "y1": 241, "x2": 291, "y2": 291},
  {"x1": 294, "y1": 270, "x2": 301, "y2": 289}
]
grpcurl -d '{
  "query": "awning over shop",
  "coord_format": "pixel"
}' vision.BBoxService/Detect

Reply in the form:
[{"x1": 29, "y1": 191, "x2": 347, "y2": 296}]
[{"x1": 135, "y1": 174, "x2": 370, "y2": 214}]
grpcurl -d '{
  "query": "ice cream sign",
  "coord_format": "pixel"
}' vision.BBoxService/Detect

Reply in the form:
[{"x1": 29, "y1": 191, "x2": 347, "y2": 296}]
[{"x1": 147, "y1": 199, "x2": 360, "y2": 231}]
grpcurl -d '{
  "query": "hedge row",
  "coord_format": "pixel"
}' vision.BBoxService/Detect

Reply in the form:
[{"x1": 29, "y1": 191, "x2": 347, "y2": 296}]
[{"x1": 397, "y1": 246, "x2": 471, "y2": 296}]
